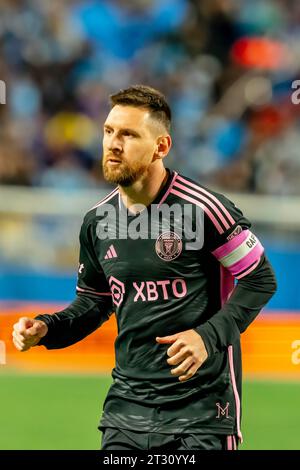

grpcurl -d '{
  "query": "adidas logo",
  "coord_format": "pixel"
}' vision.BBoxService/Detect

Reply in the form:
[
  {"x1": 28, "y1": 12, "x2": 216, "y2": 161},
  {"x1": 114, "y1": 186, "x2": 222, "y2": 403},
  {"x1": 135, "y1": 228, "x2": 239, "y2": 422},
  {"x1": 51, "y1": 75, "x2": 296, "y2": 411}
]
[{"x1": 104, "y1": 245, "x2": 118, "y2": 260}]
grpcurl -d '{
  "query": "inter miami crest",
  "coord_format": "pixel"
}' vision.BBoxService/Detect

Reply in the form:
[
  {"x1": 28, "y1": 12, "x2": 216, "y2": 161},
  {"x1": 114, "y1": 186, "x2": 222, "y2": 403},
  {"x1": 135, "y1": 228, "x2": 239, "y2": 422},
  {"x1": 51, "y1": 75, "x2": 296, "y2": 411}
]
[{"x1": 155, "y1": 231, "x2": 182, "y2": 261}]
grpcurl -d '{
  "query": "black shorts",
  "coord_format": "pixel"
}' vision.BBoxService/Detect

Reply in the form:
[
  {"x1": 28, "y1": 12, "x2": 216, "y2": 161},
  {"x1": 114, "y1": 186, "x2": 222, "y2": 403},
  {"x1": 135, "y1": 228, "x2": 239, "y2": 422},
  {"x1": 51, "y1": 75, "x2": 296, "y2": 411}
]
[{"x1": 101, "y1": 427, "x2": 238, "y2": 451}]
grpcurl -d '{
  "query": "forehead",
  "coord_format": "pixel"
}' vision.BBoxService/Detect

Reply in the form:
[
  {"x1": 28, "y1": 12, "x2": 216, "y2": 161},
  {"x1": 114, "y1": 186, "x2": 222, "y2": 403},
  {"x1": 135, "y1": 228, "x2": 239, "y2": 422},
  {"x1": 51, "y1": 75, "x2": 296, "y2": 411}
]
[{"x1": 104, "y1": 105, "x2": 152, "y2": 130}]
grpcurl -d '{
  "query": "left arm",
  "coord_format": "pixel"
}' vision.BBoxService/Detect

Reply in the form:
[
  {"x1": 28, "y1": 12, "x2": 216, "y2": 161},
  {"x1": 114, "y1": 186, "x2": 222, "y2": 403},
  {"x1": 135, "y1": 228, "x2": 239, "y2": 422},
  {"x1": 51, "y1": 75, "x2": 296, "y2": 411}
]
[
  {"x1": 156, "y1": 256, "x2": 276, "y2": 381},
  {"x1": 195, "y1": 254, "x2": 277, "y2": 355},
  {"x1": 157, "y1": 194, "x2": 277, "y2": 381}
]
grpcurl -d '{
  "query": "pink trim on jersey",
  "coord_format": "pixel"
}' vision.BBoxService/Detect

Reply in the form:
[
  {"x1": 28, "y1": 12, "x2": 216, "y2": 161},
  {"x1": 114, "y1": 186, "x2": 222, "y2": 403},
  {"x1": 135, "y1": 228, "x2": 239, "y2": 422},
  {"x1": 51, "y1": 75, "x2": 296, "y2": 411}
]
[
  {"x1": 176, "y1": 175, "x2": 235, "y2": 225},
  {"x1": 90, "y1": 188, "x2": 118, "y2": 210},
  {"x1": 228, "y1": 345, "x2": 243, "y2": 443},
  {"x1": 173, "y1": 180, "x2": 231, "y2": 230},
  {"x1": 104, "y1": 250, "x2": 112, "y2": 259},
  {"x1": 228, "y1": 243, "x2": 264, "y2": 276},
  {"x1": 76, "y1": 286, "x2": 112, "y2": 296},
  {"x1": 227, "y1": 436, "x2": 233, "y2": 450},
  {"x1": 110, "y1": 245, "x2": 117, "y2": 257},
  {"x1": 158, "y1": 171, "x2": 178, "y2": 208},
  {"x1": 235, "y1": 258, "x2": 261, "y2": 279},
  {"x1": 220, "y1": 265, "x2": 235, "y2": 305},
  {"x1": 170, "y1": 188, "x2": 224, "y2": 234},
  {"x1": 212, "y1": 230, "x2": 250, "y2": 259}
]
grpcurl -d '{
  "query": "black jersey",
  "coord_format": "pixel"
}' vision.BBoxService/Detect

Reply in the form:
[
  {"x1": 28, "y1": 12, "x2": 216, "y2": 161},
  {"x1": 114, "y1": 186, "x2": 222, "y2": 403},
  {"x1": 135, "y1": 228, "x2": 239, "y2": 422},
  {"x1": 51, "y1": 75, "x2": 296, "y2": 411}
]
[{"x1": 36, "y1": 169, "x2": 277, "y2": 439}]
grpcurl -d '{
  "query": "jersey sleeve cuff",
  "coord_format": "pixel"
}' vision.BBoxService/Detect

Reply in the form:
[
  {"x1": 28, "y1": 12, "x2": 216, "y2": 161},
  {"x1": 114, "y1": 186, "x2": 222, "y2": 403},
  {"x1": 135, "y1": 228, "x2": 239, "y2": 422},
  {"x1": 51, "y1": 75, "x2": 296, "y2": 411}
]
[
  {"x1": 33, "y1": 314, "x2": 54, "y2": 347},
  {"x1": 194, "y1": 324, "x2": 219, "y2": 356}
]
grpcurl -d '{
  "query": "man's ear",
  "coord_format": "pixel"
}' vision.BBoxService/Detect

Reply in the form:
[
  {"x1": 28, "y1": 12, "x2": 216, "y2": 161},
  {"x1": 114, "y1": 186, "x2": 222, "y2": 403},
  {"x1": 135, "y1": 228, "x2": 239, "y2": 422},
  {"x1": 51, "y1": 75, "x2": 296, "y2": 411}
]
[{"x1": 154, "y1": 135, "x2": 172, "y2": 160}]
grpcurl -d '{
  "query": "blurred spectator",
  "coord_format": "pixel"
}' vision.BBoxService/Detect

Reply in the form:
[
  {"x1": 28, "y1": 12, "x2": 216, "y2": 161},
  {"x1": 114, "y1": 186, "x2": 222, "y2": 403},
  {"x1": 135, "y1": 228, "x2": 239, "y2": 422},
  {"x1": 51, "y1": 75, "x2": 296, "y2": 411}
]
[
  {"x1": 39, "y1": 153, "x2": 97, "y2": 190},
  {"x1": 0, "y1": 0, "x2": 299, "y2": 194},
  {"x1": 0, "y1": 136, "x2": 35, "y2": 185}
]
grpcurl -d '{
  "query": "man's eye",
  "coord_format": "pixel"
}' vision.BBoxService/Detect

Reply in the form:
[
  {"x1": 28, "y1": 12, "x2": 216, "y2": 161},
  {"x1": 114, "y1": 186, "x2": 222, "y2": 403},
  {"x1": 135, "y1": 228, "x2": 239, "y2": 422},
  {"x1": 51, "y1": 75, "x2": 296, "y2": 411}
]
[
  {"x1": 104, "y1": 128, "x2": 112, "y2": 134},
  {"x1": 124, "y1": 131, "x2": 137, "y2": 137}
]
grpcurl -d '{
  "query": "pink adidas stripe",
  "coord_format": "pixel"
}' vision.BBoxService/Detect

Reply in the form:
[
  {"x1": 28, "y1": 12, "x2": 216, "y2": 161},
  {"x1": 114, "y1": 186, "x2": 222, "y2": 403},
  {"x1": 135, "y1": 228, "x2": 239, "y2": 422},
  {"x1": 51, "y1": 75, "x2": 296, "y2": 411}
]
[
  {"x1": 235, "y1": 258, "x2": 260, "y2": 279},
  {"x1": 76, "y1": 286, "x2": 112, "y2": 296},
  {"x1": 174, "y1": 180, "x2": 231, "y2": 230},
  {"x1": 110, "y1": 245, "x2": 117, "y2": 257},
  {"x1": 220, "y1": 265, "x2": 234, "y2": 305},
  {"x1": 212, "y1": 230, "x2": 250, "y2": 259},
  {"x1": 228, "y1": 243, "x2": 264, "y2": 276},
  {"x1": 158, "y1": 171, "x2": 178, "y2": 207},
  {"x1": 177, "y1": 175, "x2": 235, "y2": 225},
  {"x1": 228, "y1": 345, "x2": 243, "y2": 443},
  {"x1": 90, "y1": 188, "x2": 118, "y2": 210},
  {"x1": 170, "y1": 188, "x2": 224, "y2": 234}
]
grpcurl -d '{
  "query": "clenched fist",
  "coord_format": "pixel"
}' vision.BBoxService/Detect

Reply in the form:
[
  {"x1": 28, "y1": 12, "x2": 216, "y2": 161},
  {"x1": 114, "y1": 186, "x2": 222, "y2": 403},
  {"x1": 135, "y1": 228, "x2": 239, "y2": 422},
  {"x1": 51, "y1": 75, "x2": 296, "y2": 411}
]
[{"x1": 12, "y1": 317, "x2": 48, "y2": 352}]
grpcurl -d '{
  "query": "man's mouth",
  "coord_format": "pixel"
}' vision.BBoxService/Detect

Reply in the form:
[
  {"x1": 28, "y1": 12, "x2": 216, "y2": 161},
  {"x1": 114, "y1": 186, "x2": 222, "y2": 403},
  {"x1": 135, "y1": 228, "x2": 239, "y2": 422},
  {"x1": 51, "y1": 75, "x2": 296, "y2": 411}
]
[{"x1": 106, "y1": 157, "x2": 122, "y2": 165}]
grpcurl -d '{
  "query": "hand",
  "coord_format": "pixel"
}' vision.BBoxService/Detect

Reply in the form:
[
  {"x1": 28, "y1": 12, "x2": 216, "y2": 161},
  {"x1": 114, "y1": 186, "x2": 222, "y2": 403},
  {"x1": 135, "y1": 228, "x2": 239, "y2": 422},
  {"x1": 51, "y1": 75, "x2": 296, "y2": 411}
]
[
  {"x1": 156, "y1": 329, "x2": 208, "y2": 382},
  {"x1": 12, "y1": 317, "x2": 48, "y2": 352}
]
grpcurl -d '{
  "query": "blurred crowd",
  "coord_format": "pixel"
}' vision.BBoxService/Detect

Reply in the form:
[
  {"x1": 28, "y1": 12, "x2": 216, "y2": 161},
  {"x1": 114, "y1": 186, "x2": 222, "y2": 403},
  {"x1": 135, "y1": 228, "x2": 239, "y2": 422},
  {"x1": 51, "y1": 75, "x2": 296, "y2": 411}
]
[{"x1": 0, "y1": 0, "x2": 300, "y2": 194}]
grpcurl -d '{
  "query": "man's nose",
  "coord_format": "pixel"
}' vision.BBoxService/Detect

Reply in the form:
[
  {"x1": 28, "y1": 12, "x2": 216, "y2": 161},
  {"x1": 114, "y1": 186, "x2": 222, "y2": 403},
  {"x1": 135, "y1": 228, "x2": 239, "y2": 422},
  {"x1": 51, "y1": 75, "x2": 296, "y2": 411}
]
[{"x1": 107, "y1": 135, "x2": 123, "y2": 153}]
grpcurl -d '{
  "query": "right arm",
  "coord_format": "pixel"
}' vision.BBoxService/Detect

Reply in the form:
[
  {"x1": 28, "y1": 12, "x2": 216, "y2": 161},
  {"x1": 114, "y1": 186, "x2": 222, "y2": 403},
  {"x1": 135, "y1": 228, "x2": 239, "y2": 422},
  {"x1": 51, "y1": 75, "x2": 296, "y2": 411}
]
[
  {"x1": 34, "y1": 294, "x2": 113, "y2": 349},
  {"x1": 13, "y1": 216, "x2": 113, "y2": 351}
]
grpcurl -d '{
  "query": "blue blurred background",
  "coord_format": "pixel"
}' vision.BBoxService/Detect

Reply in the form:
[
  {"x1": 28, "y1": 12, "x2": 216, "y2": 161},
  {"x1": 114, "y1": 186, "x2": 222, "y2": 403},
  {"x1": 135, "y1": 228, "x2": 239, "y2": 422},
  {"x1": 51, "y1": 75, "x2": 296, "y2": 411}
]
[
  {"x1": 0, "y1": 0, "x2": 300, "y2": 450},
  {"x1": 0, "y1": 0, "x2": 299, "y2": 307}
]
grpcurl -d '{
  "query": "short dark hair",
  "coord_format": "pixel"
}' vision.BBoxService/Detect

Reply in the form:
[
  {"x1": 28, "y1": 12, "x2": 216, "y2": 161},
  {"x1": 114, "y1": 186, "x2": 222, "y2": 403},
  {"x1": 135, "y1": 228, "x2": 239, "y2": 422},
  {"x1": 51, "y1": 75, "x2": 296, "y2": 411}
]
[{"x1": 110, "y1": 85, "x2": 171, "y2": 132}]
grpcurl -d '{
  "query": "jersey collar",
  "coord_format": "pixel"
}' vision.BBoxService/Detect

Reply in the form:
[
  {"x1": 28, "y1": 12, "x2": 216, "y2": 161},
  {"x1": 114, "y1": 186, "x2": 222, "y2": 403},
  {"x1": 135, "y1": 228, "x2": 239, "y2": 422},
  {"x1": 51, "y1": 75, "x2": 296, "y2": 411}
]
[
  {"x1": 156, "y1": 169, "x2": 178, "y2": 208},
  {"x1": 118, "y1": 169, "x2": 178, "y2": 214}
]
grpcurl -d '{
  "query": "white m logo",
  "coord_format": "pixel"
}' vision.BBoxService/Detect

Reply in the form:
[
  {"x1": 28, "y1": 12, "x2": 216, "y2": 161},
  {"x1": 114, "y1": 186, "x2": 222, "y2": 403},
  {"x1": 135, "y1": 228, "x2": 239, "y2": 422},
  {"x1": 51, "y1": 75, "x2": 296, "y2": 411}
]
[{"x1": 216, "y1": 402, "x2": 230, "y2": 418}]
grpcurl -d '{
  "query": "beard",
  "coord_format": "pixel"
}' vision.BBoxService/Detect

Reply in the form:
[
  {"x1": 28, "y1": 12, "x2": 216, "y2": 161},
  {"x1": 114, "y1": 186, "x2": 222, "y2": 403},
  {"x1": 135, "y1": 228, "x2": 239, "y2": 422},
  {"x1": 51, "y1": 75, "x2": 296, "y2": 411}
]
[{"x1": 102, "y1": 157, "x2": 149, "y2": 187}]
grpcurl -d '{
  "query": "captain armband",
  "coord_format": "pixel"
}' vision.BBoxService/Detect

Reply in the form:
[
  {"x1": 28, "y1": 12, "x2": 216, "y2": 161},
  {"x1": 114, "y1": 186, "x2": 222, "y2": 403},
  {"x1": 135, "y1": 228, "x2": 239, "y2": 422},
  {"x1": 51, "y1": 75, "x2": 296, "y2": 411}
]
[{"x1": 212, "y1": 229, "x2": 264, "y2": 279}]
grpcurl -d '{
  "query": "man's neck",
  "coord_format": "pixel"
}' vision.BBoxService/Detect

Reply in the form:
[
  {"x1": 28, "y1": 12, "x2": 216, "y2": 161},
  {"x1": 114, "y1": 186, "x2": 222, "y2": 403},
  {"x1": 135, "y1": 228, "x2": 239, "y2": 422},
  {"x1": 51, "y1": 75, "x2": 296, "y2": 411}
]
[{"x1": 119, "y1": 165, "x2": 168, "y2": 212}]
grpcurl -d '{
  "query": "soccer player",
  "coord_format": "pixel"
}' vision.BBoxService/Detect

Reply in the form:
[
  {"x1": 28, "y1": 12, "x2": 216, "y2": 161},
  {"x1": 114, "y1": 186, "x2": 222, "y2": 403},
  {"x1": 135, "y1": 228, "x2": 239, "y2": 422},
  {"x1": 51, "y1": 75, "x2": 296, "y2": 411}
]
[{"x1": 12, "y1": 85, "x2": 277, "y2": 450}]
